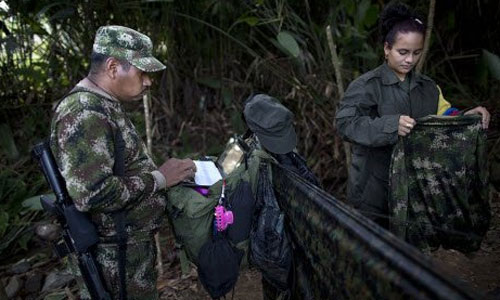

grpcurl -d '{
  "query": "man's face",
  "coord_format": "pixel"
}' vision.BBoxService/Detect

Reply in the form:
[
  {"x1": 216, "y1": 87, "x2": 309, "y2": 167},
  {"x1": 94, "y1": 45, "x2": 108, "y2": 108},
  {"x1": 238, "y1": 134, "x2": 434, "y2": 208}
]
[{"x1": 113, "y1": 64, "x2": 152, "y2": 102}]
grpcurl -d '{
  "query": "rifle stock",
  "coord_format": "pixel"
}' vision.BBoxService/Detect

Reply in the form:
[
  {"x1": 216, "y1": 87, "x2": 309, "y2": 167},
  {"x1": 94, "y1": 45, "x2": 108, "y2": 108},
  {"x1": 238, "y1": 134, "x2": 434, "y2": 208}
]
[{"x1": 32, "y1": 140, "x2": 111, "y2": 300}]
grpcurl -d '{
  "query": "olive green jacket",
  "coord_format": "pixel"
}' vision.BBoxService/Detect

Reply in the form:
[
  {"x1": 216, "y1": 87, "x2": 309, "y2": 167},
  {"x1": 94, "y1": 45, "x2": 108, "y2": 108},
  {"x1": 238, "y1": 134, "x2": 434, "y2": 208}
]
[{"x1": 335, "y1": 63, "x2": 439, "y2": 222}]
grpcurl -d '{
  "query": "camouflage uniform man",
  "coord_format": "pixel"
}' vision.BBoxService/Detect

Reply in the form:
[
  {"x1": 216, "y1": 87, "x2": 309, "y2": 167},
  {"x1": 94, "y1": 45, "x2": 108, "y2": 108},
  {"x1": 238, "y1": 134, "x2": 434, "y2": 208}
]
[{"x1": 50, "y1": 25, "x2": 196, "y2": 299}]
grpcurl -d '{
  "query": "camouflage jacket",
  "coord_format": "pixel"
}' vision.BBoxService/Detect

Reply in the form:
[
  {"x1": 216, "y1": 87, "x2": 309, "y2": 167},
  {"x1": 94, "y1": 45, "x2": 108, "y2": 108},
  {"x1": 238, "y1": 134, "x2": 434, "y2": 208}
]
[
  {"x1": 50, "y1": 82, "x2": 166, "y2": 239},
  {"x1": 335, "y1": 63, "x2": 440, "y2": 222},
  {"x1": 388, "y1": 115, "x2": 490, "y2": 252}
]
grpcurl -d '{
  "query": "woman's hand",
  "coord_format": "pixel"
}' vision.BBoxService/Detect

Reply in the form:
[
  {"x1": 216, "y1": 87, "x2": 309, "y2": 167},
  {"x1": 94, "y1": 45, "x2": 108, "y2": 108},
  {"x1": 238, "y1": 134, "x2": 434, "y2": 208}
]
[
  {"x1": 464, "y1": 106, "x2": 490, "y2": 129},
  {"x1": 398, "y1": 115, "x2": 416, "y2": 136}
]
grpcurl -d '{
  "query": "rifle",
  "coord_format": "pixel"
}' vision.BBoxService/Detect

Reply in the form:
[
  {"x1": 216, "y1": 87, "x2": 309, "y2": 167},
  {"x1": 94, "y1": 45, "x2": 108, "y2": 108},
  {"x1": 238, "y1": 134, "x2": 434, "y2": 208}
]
[{"x1": 32, "y1": 140, "x2": 111, "y2": 300}]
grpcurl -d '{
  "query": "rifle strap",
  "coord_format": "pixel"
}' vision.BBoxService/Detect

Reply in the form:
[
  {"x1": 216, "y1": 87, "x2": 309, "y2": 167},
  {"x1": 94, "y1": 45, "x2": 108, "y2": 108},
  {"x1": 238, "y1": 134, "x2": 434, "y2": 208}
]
[
  {"x1": 111, "y1": 113, "x2": 128, "y2": 300},
  {"x1": 112, "y1": 211, "x2": 128, "y2": 300}
]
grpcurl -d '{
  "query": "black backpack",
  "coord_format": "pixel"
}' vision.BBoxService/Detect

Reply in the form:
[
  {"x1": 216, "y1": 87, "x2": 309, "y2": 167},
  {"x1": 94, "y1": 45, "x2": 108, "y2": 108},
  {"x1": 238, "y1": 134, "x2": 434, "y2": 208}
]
[
  {"x1": 250, "y1": 162, "x2": 292, "y2": 291},
  {"x1": 197, "y1": 234, "x2": 244, "y2": 299},
  {"x1": 250, "y1": 151, "x2": 320, "y2": 291},
  {"x1": 197, "y1": 179, "x2": 255, "y2": 299}
]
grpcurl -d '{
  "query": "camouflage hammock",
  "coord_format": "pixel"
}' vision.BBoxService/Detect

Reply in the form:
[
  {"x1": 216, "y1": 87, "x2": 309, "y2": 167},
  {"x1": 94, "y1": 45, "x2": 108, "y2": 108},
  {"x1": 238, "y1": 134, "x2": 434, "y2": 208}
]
[
  {"x1": 388, "y1": 115, "x2": 490, "y2": 253},
  {"x1": 271, "y1": 163, "x2": 478, "y2": 300}
]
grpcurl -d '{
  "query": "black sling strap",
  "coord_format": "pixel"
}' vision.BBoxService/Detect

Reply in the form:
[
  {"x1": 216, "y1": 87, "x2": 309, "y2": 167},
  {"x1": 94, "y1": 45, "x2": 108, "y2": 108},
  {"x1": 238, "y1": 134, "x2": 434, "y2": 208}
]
[{"x1": 111, "y1": 131, "x2": 128, "y2": 300}]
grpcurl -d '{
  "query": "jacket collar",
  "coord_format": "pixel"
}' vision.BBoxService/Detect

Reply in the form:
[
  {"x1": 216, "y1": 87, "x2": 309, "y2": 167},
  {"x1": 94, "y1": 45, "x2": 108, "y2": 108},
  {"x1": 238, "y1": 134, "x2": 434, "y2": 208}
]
[
  {"x1": 77, "y1": 78, "x2": 120, "y2": 102},
  {"x1": 377, "y1": 62, "x2": 428, "y2": 90},
  {"x1": 379, "y1": 62, "x2": 401, "y2": 85}
]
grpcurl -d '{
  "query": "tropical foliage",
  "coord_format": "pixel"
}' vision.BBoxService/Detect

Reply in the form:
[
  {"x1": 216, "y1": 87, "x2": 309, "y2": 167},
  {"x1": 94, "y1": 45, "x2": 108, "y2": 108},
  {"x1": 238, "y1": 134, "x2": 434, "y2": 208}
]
[{"x1": 0, "y1": 0, "x2": 499, "y2": 260}]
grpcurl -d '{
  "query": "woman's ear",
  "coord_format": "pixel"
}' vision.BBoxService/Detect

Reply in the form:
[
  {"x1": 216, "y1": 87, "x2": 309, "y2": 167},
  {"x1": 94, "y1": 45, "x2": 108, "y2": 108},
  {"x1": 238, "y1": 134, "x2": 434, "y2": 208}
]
[{"x1": 383, "y1": 42, "x2": 390, "y2": 58}]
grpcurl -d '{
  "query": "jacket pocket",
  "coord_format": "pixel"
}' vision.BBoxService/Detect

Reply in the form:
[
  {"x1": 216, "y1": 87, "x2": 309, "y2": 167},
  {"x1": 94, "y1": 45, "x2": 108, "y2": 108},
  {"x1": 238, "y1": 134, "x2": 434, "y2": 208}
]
[{"x1": 335, "y1": 107, "x2": 356, "y2": 119}]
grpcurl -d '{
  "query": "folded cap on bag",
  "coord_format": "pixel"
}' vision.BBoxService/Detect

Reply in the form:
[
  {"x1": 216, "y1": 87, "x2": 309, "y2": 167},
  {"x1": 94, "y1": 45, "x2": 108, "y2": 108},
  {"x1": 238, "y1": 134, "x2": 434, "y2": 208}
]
[
  {"x1": 93, "y1": 25, "x2": 166, "y2": 72},
  {"x1": 243, "y1": 94, "x2": 297, "y2": 154}
]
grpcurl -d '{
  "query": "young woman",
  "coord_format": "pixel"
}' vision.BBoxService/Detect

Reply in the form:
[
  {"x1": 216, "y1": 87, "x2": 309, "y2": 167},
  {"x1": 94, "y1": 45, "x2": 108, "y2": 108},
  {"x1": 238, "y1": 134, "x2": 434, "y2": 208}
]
[{"x1": 335, "y1": 2, "x2": 490, "y2": 227}]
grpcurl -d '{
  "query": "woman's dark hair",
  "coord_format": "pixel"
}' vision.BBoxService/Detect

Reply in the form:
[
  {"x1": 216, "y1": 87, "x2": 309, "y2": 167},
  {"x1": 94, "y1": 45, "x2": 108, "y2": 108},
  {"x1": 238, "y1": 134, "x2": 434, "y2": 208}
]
[{"x1": 379, "y1": 2, "x2": 426, "y2": 47}]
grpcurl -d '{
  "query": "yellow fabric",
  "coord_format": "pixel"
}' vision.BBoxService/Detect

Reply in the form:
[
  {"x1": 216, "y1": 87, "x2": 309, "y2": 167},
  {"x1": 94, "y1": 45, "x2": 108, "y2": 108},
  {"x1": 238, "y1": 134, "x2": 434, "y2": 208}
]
[{"x1": 436, "y1": 85, "x2": 451, "y2": 115}]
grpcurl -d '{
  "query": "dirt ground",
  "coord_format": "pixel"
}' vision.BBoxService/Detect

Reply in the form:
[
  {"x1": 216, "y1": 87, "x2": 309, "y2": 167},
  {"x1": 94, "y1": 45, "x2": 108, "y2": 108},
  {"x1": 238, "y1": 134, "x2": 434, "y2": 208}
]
[
  {"x1": 430, "y1": 190, "x2": 500, "y2": 299},
  {"x1": 4, "y1": 193, "x2": 498, "y2": 299},
  {"x1": 158, "y1": 191, "x2": 500, "y2": 300},
  {"x1": 156, "y1": 231, "x2": 263, "y2": 300},
  {"x1": 157, "y1": 264, "x2": 262, "y2": 300}
]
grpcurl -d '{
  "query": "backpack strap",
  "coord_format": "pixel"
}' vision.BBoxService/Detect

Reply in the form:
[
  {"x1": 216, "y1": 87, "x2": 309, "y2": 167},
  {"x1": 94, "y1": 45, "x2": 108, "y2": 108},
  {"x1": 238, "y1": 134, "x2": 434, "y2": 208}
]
[
  {"x1": 110, "y1": 107, "x2": 128, "y2": 300},
  {"x1": 112, "y1": 210, "x2": 128, "y2": 300}
]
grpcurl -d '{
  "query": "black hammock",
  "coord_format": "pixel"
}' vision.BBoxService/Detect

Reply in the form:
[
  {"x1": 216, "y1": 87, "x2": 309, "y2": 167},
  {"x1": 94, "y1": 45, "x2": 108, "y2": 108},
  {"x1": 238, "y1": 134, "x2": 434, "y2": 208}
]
[{"x1": 271, "y1": 163, "x2": 478, "y2": 300}]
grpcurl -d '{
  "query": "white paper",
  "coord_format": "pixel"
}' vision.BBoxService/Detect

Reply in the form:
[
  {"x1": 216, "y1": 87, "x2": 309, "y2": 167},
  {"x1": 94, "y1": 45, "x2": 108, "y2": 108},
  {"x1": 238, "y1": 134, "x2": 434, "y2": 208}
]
[{"x1": 194, "y1": 160, "x2": 222, "y2": 186}]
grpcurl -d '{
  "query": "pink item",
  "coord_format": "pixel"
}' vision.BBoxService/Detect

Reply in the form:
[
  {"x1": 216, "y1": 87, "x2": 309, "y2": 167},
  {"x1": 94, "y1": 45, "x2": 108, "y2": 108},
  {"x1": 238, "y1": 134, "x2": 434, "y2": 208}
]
[{"x1": 215, "y1": 205, "x2": 234, "y2": 231}]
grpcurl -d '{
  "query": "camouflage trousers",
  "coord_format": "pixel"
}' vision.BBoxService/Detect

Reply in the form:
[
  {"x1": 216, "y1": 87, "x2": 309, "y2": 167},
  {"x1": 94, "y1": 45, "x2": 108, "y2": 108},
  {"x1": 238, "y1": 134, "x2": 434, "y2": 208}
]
[{"x1": 72, "y1": 236, "x2": 159, "y2": 300}]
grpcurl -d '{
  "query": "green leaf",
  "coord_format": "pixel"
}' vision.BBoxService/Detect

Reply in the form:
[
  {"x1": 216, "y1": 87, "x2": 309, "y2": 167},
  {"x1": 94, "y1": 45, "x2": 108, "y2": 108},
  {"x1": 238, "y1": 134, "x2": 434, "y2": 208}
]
[
  {"x1": 49, "y1": 7, "x2": 75, "y2": 21},
  {"x1": 197, "y1": 77, "x2": 221, "y2": 89},
  {"x1": 230, "y1": 112, "x2": 244, "y2": 134},
  {"x1": 222, "y1": 88, "x2": 233, "y2": 107},
  {"x1": 0, "y1": 123, "x2": 19, "y2": 161},
  {"x1": 364, "y1": 5, "x2": 379, "y2": 28},
  {"x1": 482, "y1": 49, "x2": 500, "y2": 80},
  {"x1": 446, "y1": 11, "x2": 456, "y2": 29},
  {"x1": 44, "y1": 291, "x2": 67, "y2": 300},
  {"x1": 229, "y1": 15, "x2": 260, "y2": 32},
  {"x1": 277, "y1": 31, "x2": 300, "y2": 58},
  {"x1": 354, "y1": 51, "x2": 377, "y2": 60},
  {"x1": 343, "y1": 0, "x2": 355, "y2": 15},
  {"x1": 238, "y1": 16, "x2": 259, "y2": 26},
  {"x1": 17, "y1": 231, "x2": 32, "y2": 250},
  {"x1": 35, "y1": 2, "x2": 67, "y2": 19},
  {"x1": 474, "y1": 57, "x2": 490, "y2": 88},
  {"x1": 0, "y1": 211, "x2": 9, "y2": 237},
  {"x1": 356, "y1": 0, "x2": 371, "y2": 28},
  {"x1": 22, "y1": 195, "x2": 46, "y2": 211}
]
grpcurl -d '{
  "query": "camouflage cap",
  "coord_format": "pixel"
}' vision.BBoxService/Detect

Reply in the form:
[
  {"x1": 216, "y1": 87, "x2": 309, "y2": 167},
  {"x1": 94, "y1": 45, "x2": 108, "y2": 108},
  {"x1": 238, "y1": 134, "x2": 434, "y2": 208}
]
[
  {"x1": 93, "y1": 25, "x2": 166, "y2": 72},
  {"x1": 243, "y1": 94, "x2": 297, "y2": 154}
]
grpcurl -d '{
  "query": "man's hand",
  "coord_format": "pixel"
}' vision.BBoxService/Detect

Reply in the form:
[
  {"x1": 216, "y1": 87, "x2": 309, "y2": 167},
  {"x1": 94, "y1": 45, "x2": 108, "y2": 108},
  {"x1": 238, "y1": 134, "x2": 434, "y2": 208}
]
[
  {"x1": 158, "y1": 158, "x2": 197, "y2": 187},
  {"x1": 464, "y1": 106, "x2": 490, "y2": 129},
  {"x1": 398, "y1": 115, "x2": 416, "y2": 136}
]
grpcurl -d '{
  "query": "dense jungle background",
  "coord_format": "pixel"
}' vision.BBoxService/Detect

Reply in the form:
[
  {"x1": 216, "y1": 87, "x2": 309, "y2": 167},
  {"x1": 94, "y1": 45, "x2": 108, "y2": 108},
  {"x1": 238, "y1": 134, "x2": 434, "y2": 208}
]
[{"x1": 1, "y1": 0, "x2": 500, "y2": 299}]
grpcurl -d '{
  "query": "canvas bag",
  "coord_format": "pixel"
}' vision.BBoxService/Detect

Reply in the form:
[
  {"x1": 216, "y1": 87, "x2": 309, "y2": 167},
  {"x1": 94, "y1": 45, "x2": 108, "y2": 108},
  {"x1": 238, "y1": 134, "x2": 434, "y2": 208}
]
[{"x1": 166, "y1": 157, "x2": 256, "y2": 266}]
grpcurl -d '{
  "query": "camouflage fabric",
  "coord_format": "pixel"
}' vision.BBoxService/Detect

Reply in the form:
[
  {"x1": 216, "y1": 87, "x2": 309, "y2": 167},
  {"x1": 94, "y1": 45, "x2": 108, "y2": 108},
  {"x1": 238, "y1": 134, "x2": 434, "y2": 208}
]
[
  {"x1": 51, "y1": 88, "x2": 166, "y2": 236},
  {"x1": 270, "y1": 163, "x2": 478, "y2": 300},
  {"x1": 93, "y1": 25, "x2": 166, "y2": 72},
  {"x1": 72, "y1": 237, "x2": 159, "y2": 299},
  {"x1": 51, "y1": 88, "x2": 167, "y2": 296},
  {"x1": 388, "y1": 115, "x2": 490, "y2": 252}
]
